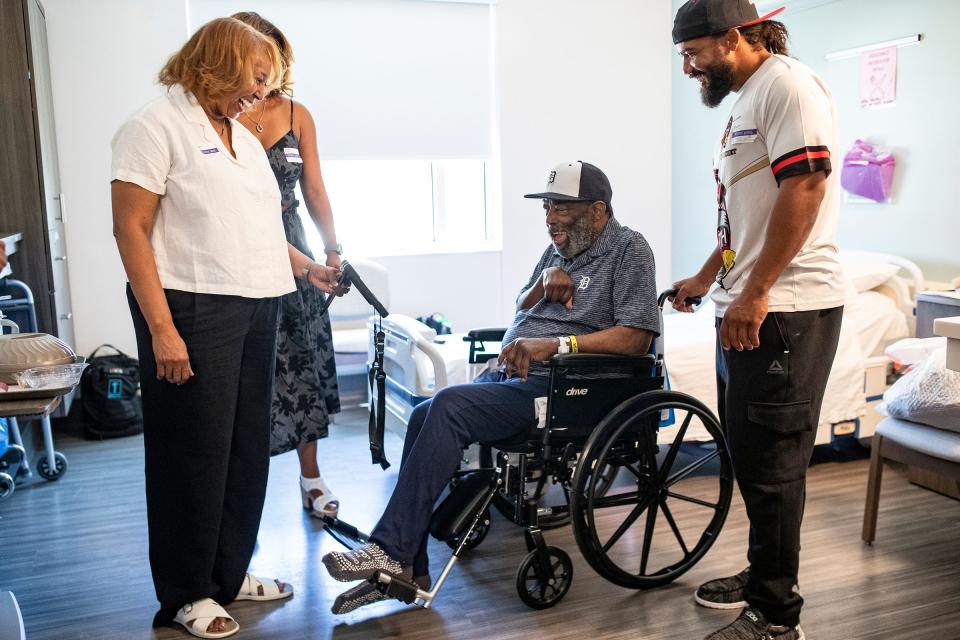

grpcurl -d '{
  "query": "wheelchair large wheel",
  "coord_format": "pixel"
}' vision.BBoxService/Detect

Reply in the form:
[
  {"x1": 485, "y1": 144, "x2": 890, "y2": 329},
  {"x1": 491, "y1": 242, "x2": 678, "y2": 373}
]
[{"x1": 570, "y1": 390, "x2": 733, "y2": 590}]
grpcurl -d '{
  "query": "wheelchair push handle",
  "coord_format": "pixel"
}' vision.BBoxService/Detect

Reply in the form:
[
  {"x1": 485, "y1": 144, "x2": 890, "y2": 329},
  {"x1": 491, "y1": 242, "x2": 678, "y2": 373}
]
[
  {"x1": 658, "y1": 288, "x2": 702, "y2": 310},
  {"x1": 318, "y1": 260, "x2": 390, "y2": 317},
  {"x1": 342, "y1": 261, "x2": 389, "y2": 317}
]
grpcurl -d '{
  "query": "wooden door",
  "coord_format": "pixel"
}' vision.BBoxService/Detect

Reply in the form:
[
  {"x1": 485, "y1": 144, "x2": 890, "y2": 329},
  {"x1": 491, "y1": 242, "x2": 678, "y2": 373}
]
[{"x1": 0, "y1": 0, "x2": 57, "y2": 336}]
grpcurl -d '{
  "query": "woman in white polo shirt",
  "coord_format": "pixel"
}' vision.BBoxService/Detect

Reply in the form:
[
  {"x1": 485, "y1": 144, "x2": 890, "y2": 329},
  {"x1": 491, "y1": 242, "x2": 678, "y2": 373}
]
[{"x1": 111, "y1": 17, "x2": 339, "y2": 639}]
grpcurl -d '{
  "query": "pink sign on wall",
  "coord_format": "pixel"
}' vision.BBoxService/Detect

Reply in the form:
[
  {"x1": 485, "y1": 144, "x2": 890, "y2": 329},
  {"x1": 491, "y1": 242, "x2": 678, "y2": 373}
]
[{"x1": 860, "y1": 46, "x2": 897, "y2": 109}]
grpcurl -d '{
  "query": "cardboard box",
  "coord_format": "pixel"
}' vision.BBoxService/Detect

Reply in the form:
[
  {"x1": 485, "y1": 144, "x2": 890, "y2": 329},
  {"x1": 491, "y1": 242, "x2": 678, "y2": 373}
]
[{"x1": 933, "y1": 316, "x2": 960, "y2": 372}]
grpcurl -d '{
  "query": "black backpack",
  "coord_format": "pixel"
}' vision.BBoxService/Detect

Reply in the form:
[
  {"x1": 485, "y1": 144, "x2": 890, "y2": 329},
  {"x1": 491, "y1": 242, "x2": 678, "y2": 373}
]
[{"x1": 80, "y1": 344, "x2": 143, "y2": 440}]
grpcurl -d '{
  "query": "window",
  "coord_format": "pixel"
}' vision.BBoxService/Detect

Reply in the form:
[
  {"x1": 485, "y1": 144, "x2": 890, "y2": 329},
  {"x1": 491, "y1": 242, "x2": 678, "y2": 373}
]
[{"x1": 297, "y1": 159, "x2": 495, "y2": 259}]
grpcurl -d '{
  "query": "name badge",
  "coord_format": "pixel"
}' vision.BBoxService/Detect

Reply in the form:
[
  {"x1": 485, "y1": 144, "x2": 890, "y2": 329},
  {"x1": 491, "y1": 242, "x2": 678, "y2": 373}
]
[
  {"x1": 198, "y1": 145, "x2": 219, "y2": 155},
  {"x1": 283, "y1": 147, "x2": 303, "y2": 163},
  {"x1": 729, "y1": 129, "x2": 758, "y2": 145}
]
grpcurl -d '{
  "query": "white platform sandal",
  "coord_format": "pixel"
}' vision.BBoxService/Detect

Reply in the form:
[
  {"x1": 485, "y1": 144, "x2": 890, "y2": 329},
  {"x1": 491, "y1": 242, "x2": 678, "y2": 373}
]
[
  {"x1": 235, "y1": 572, "x2": 294, "y2": 602},
  {"x1": 300, "y1": 474, "x2": 339, "y2": 518},
  {"x1": 173, "y1": 598, "x2": 238, "y2": 639}
]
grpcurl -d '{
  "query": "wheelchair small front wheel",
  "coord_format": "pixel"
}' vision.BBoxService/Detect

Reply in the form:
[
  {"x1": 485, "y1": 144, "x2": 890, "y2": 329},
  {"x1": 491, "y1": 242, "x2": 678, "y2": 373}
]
[{"x1": 515, "y1": 546, "x2": 573, "y2": 609}]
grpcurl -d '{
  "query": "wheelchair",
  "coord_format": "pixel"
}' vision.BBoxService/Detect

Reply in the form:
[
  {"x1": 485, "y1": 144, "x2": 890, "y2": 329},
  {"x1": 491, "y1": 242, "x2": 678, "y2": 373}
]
[{"x1": 323, "y1": 290, "x2": 734, "y2": 610}]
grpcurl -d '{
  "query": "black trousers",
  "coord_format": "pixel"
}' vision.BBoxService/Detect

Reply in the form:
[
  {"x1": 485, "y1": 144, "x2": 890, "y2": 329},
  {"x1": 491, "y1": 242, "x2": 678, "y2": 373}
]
[
  {"x1": 715, "y1": 306, "x2": 842, "y2": 627},
  {"x1": 127, "y1": 286, "x2": 280, "y2": 625}
]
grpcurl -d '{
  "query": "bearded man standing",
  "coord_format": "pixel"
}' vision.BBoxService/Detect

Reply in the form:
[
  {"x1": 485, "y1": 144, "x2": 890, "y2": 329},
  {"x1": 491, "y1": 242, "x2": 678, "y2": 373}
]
[
  {"x1": 321, "y1": 160, "x2": 661, "y2": 614},
  {"x1": 671, "y1": 2, "x2": 845, "y2": 639}
]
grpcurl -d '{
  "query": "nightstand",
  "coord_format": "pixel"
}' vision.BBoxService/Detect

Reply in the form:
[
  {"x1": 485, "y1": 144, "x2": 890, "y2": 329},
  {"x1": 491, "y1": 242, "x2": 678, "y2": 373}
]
[
  {"x1": 906, "y1": 315, "x2": 960, "y2": 500},
  {"x1": 916, "y1": 291, "x2": 960, "y2": 338}
]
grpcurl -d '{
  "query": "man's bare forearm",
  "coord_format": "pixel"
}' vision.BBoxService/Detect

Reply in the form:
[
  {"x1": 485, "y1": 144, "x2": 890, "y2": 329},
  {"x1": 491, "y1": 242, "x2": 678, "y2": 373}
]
[
  {"x1": 517, "y1": 278, "x2": 545, "y2": 311},
  {"x1": 741, "y1": 172, "x2": 826, "y2": 299},
  {"x1": 697, "y1": 246, "x2": 723, "y2": 282},
  {"x1": 572, "y1": 326, "x2": 652, "y2": 356}
]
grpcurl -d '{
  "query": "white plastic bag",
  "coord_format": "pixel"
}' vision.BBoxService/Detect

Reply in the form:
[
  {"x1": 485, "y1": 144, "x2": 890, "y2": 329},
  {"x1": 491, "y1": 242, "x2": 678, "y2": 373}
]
[
  {"x1": 879, "y1": 347, "x2": 960, "y2": 433},
  {"x1": 885, "y1": 337, "x2": 947, "y2": 368}
]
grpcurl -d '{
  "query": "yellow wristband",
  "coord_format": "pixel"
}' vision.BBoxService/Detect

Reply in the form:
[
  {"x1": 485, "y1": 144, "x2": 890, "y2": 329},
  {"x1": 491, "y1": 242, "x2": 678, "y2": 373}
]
[{"x1": 569, "y1": 335, "x2": 579, "y2": 353}]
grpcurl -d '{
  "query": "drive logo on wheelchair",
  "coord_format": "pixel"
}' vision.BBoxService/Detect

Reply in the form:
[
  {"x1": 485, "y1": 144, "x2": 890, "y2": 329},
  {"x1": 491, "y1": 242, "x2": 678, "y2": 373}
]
[{"x1": 565, "y1": 387, "x2": 589, "y2": 397}]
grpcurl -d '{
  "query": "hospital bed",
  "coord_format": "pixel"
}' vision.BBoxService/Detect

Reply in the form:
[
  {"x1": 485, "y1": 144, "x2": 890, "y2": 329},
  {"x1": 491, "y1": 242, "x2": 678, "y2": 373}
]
[
  {"x1": 369, "y1": 314, "x2": 478, "y2": 438},
  {"x1": 368, "y1": 250, "x2": 923, "y2": 448}
]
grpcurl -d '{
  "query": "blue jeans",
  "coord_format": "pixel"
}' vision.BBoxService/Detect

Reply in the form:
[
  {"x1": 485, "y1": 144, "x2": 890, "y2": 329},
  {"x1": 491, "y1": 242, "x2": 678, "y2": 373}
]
[{"x1": 370, "y1": 373, "x2": 550, "y2": 576}]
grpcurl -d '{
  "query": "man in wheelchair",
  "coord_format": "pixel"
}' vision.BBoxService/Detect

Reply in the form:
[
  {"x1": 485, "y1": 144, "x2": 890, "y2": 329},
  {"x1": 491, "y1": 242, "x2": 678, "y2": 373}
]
[{"x1": 321, "y1": 161, "x2": 661, "y2": 613}]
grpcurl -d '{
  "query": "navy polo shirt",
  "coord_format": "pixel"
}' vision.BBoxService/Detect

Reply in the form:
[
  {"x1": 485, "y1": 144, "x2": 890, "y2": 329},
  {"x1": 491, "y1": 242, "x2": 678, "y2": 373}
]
[{"x1": 501, "y1": 217, "x2": 660, "y2": 376}]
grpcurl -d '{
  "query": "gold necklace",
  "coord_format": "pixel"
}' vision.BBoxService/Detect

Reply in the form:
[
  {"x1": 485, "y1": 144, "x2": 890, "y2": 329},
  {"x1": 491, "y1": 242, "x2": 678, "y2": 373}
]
[{"x1": 243, "y1": 99, "x2": 268, "y2": 133}]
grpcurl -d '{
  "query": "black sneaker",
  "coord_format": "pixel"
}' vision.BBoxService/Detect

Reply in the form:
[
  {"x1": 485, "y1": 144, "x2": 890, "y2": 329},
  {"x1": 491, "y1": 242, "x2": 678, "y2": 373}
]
[
  {"x1": 704, "y1": 607, "x2": 805, "y2": 640},
  {"x1": 321, "y1": 542, "x2": 404, "y2": 582},
  {"x1": 695, "y1": 567, "x2": 750, "y2": 610}
]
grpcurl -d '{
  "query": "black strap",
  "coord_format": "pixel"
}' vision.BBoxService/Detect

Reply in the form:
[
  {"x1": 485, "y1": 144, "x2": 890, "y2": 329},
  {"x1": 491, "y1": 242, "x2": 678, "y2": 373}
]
[
  {"x1": 290, "y1": 98, "x2": 294, "y2": 132},
  {"x1": 87, "y1": 344, "x2": 130, "y2": 360},
  {"x1": 368, "y1": 327, "x2": 390, "y2": 470}
]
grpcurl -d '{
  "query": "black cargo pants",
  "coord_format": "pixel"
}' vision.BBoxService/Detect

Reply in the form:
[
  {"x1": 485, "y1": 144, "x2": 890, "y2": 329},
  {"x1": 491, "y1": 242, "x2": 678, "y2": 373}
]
[{"x1": 716, "y1": 306, "x2": 843, "y2": 627}]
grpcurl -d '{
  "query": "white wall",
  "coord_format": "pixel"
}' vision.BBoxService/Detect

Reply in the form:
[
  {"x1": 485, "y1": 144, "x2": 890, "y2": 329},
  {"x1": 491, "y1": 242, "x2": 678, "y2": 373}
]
[
  {"x1": 43, "y1": 0, "x2": 188, "y2": 355},
  {"x1": 190, "y1": 0, "x2": 494, "y2": 159},
  {"x1": 785, "y1": 0, "x2": 960, "y2": 282},
  {"x1": 496, "y1": 0, "x2": 673, "y2": 319},
  {"x1": 41, "y1": 0, "x2": 674, "y2": 355},
  {"x1": 187, "y1": 0, "x2": 506, "y2": 333}
]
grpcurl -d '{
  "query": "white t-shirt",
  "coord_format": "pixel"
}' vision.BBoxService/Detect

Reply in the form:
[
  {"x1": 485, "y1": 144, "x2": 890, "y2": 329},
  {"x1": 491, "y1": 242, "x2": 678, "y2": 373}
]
[
  {"x1": 111, "y1": 84, "x2": 295, "y2": 299},
  {"x1": 711, "y1": 54, "x2": 845, "y2": 316}
]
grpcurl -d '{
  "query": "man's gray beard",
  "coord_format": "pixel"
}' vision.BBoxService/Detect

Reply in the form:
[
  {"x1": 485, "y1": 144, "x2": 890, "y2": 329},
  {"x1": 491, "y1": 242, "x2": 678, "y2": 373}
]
[{"x1": 557, "y1": 214, "x2": 598, "y2": 258}]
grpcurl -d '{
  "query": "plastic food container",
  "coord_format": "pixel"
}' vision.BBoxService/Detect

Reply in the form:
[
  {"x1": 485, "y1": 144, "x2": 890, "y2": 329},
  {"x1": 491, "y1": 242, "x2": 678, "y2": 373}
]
[
  {"x1": 16, "y1": 360, "x2": 88, "y2": 390},
  {"x1": 0, "y1": 333, "x2": 77, "y2": 384}
]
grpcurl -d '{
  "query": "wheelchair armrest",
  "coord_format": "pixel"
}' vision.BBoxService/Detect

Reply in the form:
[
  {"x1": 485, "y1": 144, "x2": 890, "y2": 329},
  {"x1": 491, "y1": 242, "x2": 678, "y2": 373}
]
[
  {"x1": 464, "y1": 328, "x2": 508, "y2": 343},
  {"x1": 547, "y1": 353, "x2": 658, "y2": 367}
]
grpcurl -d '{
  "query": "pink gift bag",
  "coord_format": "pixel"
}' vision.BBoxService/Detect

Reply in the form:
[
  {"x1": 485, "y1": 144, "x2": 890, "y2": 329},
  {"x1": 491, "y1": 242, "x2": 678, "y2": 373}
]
[{"x1": 841, "y1": 139, "x2": 895, "y2": 203}]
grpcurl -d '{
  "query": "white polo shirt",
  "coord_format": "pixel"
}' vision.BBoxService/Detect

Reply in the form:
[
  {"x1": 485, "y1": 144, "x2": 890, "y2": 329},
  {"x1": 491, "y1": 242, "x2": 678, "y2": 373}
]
[
  {"x1": 111, "y1": 84, "x2": 295, "y2": 299},
  {"x1": 711, "y1": 54, "x2": 845, "y2": 316}
]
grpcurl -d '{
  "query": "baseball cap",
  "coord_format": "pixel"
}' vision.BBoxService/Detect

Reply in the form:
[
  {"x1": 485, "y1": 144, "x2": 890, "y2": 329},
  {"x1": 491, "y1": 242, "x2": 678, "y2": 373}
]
[
  {"x1": 672, "y1": 0, "x2": 785, "y2": 45},
  {"x1": 524, "y1": 161, "x2": 612, "y2": 205}
]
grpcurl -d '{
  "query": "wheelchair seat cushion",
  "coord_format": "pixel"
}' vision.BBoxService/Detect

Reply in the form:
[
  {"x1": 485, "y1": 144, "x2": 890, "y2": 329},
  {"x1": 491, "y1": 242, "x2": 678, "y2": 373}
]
[{"x1": 487, "y1": 434, "x2": 537, "y2": 453}]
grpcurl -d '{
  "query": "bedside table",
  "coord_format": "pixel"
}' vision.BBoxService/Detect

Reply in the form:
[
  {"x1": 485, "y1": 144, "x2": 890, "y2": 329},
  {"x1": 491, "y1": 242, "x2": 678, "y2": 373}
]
[
  {"x1": 916, "y1": 292, "x2": 960, "y2": 338},
  {"x1": 906, "y1": 315, "x2": 960, "y2": 500}
]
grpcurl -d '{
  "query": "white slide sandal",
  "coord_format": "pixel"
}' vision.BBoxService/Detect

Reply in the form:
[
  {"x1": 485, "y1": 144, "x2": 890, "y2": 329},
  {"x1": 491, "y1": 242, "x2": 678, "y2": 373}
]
[
  {"x1": 173, "y1": 598, "x2": 239, "y2": 639},
  {"x1": 235, "y1": 572, "x2": 294, "y2": 602},
  {"x1": 300, "y1": 474, "x2": 340, "y2": 518}
]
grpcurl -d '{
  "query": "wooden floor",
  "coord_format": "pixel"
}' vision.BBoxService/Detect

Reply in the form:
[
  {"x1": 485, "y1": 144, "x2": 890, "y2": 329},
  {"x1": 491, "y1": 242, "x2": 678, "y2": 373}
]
[{"x1": 1, "y1": 408, "x2": 958, "y2": 640}]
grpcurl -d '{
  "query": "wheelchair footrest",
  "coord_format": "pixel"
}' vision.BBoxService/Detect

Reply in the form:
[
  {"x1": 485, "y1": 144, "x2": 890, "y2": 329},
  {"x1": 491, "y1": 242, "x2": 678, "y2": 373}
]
[
  {"x1": 372, "y1": 570, "x2": 420, "y2": 605},
  {"x1": 320, "y1": 515, "x2": 370, "y2": 550}
]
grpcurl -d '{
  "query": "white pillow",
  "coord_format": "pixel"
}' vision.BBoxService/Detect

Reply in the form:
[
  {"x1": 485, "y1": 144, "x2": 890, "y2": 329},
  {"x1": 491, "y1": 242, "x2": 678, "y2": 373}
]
[{"x1": 842, "y1": 262, "x2": 900, "y2": 293}]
